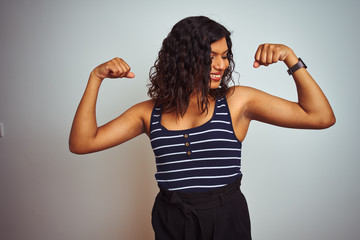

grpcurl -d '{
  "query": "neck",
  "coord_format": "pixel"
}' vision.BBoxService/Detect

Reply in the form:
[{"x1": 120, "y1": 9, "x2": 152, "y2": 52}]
[{"x1": 187, "y1": 90, "x2": 215, "y2": 114}]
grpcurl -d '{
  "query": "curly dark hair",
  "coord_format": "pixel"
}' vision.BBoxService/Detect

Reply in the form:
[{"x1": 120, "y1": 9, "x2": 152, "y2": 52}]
[{"x1": 147, "y1": 16, "x2": 235, "y2": 116}]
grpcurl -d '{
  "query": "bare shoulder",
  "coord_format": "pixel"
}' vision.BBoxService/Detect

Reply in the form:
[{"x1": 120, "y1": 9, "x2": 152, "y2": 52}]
[
  {"x1": 224, "y1": 86, "x2": 258, "y2": 141},
  {"x1": 129, "y1": 99, "x2": 156, "y2": 135},
  {"x1": 128, "y1": 98, "x2": 155, "y2": 122},
  {"x1": 226, "y1": 85, "x2": 257, "y2": 106},
  {"x1": 131, "y1": 98, "x2": 156, "y2": 111},
  {"x1": 226, "y1": 85, "x2": 269, "y2": 122}
]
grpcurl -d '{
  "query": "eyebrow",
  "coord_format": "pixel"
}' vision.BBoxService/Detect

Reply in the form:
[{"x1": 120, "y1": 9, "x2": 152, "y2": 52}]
[{"x1": 211, "y1": 49, "x2": 229, "y2": 55}]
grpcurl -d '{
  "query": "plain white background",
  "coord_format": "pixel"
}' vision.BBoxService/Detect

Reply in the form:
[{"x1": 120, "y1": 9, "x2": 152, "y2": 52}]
[{"x1": 1, "y1": 0, "x2": 359, "y2": 239}]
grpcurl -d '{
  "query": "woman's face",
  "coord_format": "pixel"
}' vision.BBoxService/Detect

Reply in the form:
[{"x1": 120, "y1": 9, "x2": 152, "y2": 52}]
[{"x1": 210, "y1": 37, "x2": 229, "y2": 89}]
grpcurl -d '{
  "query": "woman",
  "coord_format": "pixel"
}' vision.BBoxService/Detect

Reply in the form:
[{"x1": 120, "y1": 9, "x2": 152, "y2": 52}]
[{"x1": 69, "y1": 16, "x2": 335, "y2": 240}]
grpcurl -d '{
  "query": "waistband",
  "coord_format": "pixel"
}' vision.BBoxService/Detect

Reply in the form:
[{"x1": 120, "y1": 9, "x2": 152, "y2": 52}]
[{"x1": 158, "y1": 175, "x2": 242, "y2": 210}]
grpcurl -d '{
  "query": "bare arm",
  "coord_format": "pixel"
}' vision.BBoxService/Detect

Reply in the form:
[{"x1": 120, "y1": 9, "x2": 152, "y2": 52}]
[
  {"x1": 69, "y1": 58, "x2": 152, "y2": 154},
  {"x1": 244, "y1": 44, "x2": 335, "y2": 129}
]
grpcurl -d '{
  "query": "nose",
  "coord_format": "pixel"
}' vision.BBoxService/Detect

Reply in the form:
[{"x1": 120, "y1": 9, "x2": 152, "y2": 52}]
[{"x1": 213, "y1": 57, "x2": 226, "y2": 70}]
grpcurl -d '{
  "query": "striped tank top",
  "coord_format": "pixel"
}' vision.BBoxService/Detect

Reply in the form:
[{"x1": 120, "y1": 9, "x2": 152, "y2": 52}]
[{"x1": 149, "y1": 97, "x2": 242, "y2": 192}]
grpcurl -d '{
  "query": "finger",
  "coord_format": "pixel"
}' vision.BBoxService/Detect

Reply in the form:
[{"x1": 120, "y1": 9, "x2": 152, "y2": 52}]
[
  {"x1": 105, "y1": 61, "x2": 121, "y2": 78},
  {"x1": 254, "y1": 44, "x2": 263, "y2": 63},
  {"x1": 126, "y1": 71, "x2": 135, "y2": 78},
  {"x1": 267, "y1": 45, "x2": 274, "y2": 64},
  {"x1": 118, "y1": 58, "x2": 133, "y2": 78},
  {"x1": 119, "y1": 58, "x2": 131, "y2": 70},
  {"x1": 108, "y1": 62, "x2": 122, "y2": 78},
  {"x1": 112, "y1": 58, "x2": 126, "y2": 77},
  {"x1": 260, "y1": 44, "x2": 269, "y2": 65},
  {"x1": 113, "y1": 58, "x2": 131, "y2": 78},
  {"x1": 272, "y1": 49, "x2": 281, "y2": 63},
  {"x1": 253, "y1": 61, "x2": 260, "y2": 68}
]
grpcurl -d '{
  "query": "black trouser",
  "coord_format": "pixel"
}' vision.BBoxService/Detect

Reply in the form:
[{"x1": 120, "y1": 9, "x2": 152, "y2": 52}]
[{"x1": 151, "y1": 177, "x2": 252, "y2": 240}]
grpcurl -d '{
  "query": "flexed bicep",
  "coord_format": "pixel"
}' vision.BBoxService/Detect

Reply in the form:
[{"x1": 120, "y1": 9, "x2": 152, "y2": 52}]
[
  {"x1": 69, "y1": 57, "x2": 149, "y2": 155},
  {"x1": 244, "y1": 87, "x2": 314, "y2": 128},
  {"x1": 247, "y1": 44, "x2": 335, "y2": 129},
  {"x1": 87, "y1": 100, "x2": 154, "y2": 153},
  {"x1": 70, "y1": 100, "x2": 154, "y2": 154}
]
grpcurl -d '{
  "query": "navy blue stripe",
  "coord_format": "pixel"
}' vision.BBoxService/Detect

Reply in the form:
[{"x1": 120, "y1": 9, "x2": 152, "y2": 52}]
[{"x1": 150, "y1": 97, "x2": 242, "y2": 192}]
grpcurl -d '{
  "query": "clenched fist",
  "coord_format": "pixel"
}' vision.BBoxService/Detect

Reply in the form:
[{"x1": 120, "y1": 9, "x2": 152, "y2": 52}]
[
  {"x1": 253, "y1": 44, "x2": 293, "y2": 68},
  {"x1": 92, "y1": 57, "x2": 135, "y2": 80}
]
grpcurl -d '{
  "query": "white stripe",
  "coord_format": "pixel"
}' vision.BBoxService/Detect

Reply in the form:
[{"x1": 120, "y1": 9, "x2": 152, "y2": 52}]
[
  {"x1": 217, "y1": 104, "x2": 226, "y2": 108},
  {"x1": 150, "y1": 128, "x2": 162, "y2": 134},
  {"x1": 192, "y1": 148, "x2": 241, "y2": 153},
  {"x1": 168, "y1": 184, "x2": 227, "y2": 191},
  {"x1": 152, "y1": 121, "x2": 159, "y2": 125},
  {"x1": 151, "y1": 134, "x2": 184, "y2": 142},
  {"x1": 153, "y1": 143, "x2": 184, "y2": 151},
  {"x1": 210, "y1": 120, "x2": 230, "y2": 124},
  {"x1": 189, "y1": 129, "x2": 233, "y2": 136},
  {"x1": 153, "y1": 114, "x2": 160, "y2": 117},
  {"x1": 191, "y1": 139, "x2": 238, "y2": 144},
  {"x1": 156, "y1": 156, "x2": 241, "y2": 166},
  {"x1": 156, "y1": 151, "x2": 186, "y2": 158},
  {"x1": 157, "y1": 165, "x2": 240, "y2": 174},
  {"x1": 215, "y1": 112, "x2": 228, "y2": 115},
  {"x1": 157, "y1": 173, "x2": 240, "y2": 182},
  {"x1": 155, "y1": 108, "x2": 161, "y2": 110}
]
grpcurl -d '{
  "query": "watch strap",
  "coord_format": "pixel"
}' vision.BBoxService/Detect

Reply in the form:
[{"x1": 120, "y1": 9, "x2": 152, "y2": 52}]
[{"x1": 287, "y1": 58, "x2": 307, "y2": 75}]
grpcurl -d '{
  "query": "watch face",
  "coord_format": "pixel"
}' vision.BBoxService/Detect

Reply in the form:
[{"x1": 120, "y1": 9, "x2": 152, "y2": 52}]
[{"x1": 299, "y1": 58, "x2": 307, "y2": 69}]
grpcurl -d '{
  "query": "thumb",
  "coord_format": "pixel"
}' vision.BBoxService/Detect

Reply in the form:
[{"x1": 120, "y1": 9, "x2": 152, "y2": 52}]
[
  {"x1": 126, "y1": 71, "x2": 135, "y2": 78},
  {"x1": 253, "y1": 61, "x2": 260, "y2": 68}
]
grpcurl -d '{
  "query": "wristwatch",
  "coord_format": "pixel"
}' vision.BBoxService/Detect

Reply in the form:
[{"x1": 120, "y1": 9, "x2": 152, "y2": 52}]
[{"x1": 287, "y1": 58, "x2": 307, "y2": 75}]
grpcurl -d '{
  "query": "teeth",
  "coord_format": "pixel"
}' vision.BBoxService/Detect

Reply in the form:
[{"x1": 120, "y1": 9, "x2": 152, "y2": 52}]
[{"x1": 211, "y1": 74, "x2": 221, "y2": 78}]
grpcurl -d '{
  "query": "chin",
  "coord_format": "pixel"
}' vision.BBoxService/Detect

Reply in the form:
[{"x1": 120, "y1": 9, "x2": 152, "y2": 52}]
[{"x1": 210, "y1": 82, "x2": 221, "y2": 89}]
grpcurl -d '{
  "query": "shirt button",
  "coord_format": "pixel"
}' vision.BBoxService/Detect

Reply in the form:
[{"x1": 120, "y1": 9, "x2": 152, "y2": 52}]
[
  {"x1": 185, "y1": 142, "x2": 190, "y2": 147},
  {"x1": 184, "y1": 134, "x2": 189, "y2": 138},
  {"x1": 187, "y1": 151, "x2": 191, "y2": 155}
]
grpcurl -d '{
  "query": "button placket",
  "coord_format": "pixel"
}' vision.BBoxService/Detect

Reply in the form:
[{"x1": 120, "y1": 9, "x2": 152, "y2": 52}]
[{"x1": 184, "y1": 133, "x2": 192, "y2": 157}]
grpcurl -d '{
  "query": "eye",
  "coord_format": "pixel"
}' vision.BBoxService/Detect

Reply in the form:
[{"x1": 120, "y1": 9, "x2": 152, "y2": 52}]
[{"x1": 222, "y1": 54, "x2": 229, "y2": 60}]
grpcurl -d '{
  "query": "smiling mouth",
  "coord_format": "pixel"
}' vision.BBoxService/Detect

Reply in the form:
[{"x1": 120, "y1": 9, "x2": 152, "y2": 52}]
[{"x1": 210, "y1": 73, "x2": 222, "y2": 81}]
